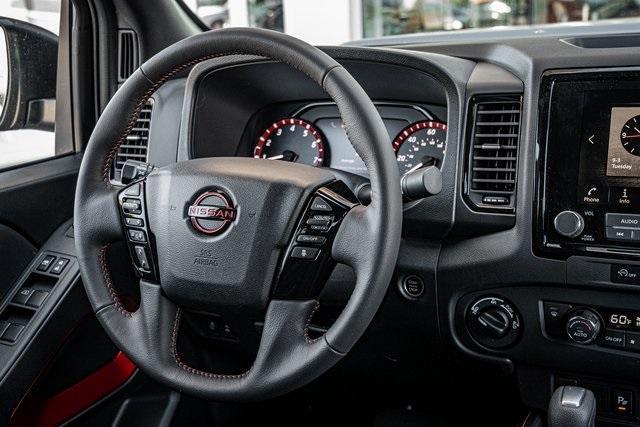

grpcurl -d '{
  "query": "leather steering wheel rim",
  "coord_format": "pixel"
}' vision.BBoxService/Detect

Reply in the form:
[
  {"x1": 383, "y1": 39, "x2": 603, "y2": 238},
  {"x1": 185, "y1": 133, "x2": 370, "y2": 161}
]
[{"x1": 74, "y1": 28, "x2": 402, "y2": 401}]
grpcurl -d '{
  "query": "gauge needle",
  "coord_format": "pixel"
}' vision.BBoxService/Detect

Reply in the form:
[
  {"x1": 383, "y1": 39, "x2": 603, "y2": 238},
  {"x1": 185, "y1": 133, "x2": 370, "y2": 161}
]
[
  {"x1": 403, "y1": 156, "x2": 436, "y2": 176},
  {"x1": 404, "y1": 162, "x2": 424, "y2": 175},
  {"x1": 267, "y1": 150, "x2": 298, "y2": 162}
]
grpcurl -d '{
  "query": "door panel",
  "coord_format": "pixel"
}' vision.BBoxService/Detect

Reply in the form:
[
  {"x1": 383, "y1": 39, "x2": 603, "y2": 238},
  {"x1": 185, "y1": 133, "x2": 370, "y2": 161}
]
[{"x1": 0, "y1": 154, "x2": 80, "y2": 288}]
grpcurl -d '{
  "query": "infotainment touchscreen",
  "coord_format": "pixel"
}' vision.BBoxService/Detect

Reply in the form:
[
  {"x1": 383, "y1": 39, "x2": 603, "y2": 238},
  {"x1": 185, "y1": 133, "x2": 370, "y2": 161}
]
[
  {"x1": 577, "y1": 87, "x2": 640, "y2": 208},
  {"x1": 537, "y1": 71, "x2": 640, "y2": 256},
  {"x1": 607, "y1": 106, "x2": 640, "y2": 177}
]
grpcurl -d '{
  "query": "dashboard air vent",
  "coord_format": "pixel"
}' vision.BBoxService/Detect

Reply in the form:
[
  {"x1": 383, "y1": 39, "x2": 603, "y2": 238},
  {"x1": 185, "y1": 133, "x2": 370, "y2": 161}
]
[
  {"x1": 466, "y1": 95, "x2": 522, "y2": 211},
  {"x1": 118, "y1": 30, "x2": 138, "y2": 82},
  {"x1": 112, "y1": 100, "x2": 153, "y2": 182}
]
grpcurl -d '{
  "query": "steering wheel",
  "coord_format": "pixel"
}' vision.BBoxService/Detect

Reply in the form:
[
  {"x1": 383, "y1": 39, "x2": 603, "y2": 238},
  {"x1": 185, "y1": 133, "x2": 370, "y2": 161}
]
[{"x1": 74, "y1": 28, "x2": 401, "y2": 401}]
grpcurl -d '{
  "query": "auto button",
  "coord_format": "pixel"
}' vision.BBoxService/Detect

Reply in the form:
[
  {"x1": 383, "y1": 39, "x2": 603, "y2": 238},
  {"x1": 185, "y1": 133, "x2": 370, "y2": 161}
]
[{"x1": 566, "y1": 309, "x2": 601, "y2": 344}]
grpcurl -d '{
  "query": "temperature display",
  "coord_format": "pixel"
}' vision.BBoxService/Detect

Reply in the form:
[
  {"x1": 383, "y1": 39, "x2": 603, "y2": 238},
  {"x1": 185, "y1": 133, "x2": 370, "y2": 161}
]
[{"x1": 605, "y1": 310, "x2": 640, "y2": 331}]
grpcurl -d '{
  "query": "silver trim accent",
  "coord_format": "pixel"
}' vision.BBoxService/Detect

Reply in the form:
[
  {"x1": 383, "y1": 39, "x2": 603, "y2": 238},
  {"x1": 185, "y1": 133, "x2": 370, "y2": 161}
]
[
  {"x1": 553, "y1": 210, "x2": 584, "y2": 238},
  {"x1": 561, "y1": 386, "x2": 586, "y2": 408}
]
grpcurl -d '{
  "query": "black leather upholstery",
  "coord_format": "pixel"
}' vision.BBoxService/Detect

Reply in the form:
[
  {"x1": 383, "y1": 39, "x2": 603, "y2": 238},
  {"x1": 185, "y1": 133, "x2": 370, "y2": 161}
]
[{"x1": 74, "y1": 28, "x2": 402, "y2": 400}]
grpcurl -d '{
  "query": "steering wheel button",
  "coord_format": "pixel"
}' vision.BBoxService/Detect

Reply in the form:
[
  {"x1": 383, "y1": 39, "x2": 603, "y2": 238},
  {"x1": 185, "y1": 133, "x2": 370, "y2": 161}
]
[
  {"x1": 290, "y1": 246, "x2": 320, "y2": 260},
  {"x1": 128, "y1": 229, "x2": 147, "y2": 243},
  {"x1": 125, "y1": 217, "x2": 144, "y2": 227},
  {"x1": 296, "y1": 235, "x2": 326, "y2": 245},
  {"x1": 311, "y1": 214, "x2": 334, "y2": 221},
  {"x1": 122, "y1": 199, "x2": 142, "y2": 214},
  {"x1": 306, "y1": 218, "x2": 331, "y2": 227},
  {"x1": 309, "y1": 224, "x2": 330, "y2": 232},
  {"x1": 310, "y1": 197, "x2": 332, "y2": 212},
  {"x1": 124, "y1": 183, "x2": 141, "y2": 196},
  {"x1": 134, "y1": 246, "x2": 150, "y2": 270}
]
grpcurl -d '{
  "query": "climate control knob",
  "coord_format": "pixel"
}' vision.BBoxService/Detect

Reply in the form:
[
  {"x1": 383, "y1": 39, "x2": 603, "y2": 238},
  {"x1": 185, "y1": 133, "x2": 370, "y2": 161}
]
[
  {"x1": 554, "y1": 210, "x2": 585, "y2": 238},
  {"x1": 566, "y1": 309, "x2": 601, "y2": 345}
]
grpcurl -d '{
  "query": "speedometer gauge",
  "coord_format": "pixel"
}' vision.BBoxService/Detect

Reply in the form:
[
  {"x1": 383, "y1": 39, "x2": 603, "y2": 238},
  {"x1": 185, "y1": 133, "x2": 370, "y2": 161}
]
[
  {"x1": 393, "y1": 121, "x2": 447, "y2": 175},
  {"x1": 254, "y1": 118, "x2": 325, "y2": 167}
]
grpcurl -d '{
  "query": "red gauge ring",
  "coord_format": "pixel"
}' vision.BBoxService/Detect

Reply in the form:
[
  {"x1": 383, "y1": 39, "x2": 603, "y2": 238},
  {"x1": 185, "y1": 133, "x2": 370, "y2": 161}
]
[
  {"x1": 254, "y1": 118, "x2": 325, "y2": 167},
  {"x1": 392, "y1": 120, "x2": 448, "y2": 153}
]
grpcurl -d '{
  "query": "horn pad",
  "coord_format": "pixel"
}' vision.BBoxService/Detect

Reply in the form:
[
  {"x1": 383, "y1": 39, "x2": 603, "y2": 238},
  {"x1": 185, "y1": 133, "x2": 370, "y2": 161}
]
[{"x1": 144, "y1": 157, "x2": 334, "y2": 314}]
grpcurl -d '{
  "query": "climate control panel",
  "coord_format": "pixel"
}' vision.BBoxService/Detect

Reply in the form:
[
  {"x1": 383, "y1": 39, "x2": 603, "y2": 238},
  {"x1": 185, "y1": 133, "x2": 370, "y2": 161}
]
[{"x1": 543, "y1": 301, "x2": 640, "y2": 353}]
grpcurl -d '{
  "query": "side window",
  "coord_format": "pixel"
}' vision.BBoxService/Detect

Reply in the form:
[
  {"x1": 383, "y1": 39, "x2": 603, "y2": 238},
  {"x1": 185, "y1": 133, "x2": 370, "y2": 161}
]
[
  {"x1": 0, "y1": 0, "x2": 62, "y2": 171},
  {"x1": 183, "y1": 0, "x2": 284, "y2": 32}
]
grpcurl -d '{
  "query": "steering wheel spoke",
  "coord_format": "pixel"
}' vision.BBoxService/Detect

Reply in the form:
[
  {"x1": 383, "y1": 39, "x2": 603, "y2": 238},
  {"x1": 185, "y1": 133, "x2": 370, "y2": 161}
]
[
  {"x1": 271, "y1": 181, "x2": 358, "y2": 300},
  {"x1": 331, "y1": 203, "x2": 377, "y2": 272}
]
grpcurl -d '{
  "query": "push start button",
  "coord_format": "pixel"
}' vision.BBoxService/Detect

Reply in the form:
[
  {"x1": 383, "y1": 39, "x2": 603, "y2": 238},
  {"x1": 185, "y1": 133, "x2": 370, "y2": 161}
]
[{"x1": 400, "y1": 275, "x2": 424, "y2": 299}]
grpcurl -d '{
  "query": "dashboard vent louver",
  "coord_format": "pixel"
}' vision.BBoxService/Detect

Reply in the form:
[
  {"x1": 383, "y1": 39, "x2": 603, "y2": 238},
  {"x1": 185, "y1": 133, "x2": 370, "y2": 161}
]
[
  {"x1": 118, "y1": 30, "x2": 138, "y2": 82},
  {"x1": 466, "y1": 95, "x2": 522, "y2": 211},
  {"x1": 112, "y1": 100, "x2": 153, "y2": 182}
]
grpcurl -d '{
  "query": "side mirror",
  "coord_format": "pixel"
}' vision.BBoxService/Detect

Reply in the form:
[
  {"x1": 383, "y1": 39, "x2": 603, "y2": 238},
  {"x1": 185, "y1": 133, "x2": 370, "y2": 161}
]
[{"x1": 0, "y1": 17, "x2": 58, "y2": 132}]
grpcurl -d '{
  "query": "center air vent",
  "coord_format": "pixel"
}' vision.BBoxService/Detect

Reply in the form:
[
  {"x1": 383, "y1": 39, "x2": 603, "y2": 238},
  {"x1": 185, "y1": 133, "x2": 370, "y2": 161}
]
[
  {"x1": 112, "y1": 100, "x2": 153, "y2": 182},
  {"x1": 465, "y1": 95, "x2": 522, "y2": 212}
]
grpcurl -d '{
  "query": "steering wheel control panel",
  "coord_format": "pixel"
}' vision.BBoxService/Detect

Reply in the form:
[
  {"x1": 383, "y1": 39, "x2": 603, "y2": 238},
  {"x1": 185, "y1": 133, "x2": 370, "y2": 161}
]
[
  {"x1": 118, "y1": 180, "x2": 158, "y2": 281},
  {"x1": 271, "y1": 181, "x2": 358, "y2": 300},
  {"x1": 542, "y1": 300, "x2": 640, "y2": 355},
  {"x1": 537, "y1": 70, "x2": 640, "y2": 257}
]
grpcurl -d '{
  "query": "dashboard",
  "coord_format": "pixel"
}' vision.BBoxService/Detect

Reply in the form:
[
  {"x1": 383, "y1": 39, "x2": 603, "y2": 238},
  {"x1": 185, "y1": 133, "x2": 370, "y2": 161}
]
[{"x1": 131, "y1": 29, "x2": 640, "y2": 425}]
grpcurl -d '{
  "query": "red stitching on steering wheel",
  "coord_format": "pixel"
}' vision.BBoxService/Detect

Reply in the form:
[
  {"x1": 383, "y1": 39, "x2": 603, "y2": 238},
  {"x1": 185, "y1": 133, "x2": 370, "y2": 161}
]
[{"x1": 171, "y1": 308, "x2": 248, "y2": 379}]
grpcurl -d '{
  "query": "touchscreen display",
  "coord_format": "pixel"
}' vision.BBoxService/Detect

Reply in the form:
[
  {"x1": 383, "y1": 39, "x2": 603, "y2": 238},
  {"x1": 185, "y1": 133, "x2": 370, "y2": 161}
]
[
  {"x1": 607, "y1": 107, "x2": 640, "y2": 177},
  {"x1": 576, "y1": 88, "x2": 640, "y2": 208}
]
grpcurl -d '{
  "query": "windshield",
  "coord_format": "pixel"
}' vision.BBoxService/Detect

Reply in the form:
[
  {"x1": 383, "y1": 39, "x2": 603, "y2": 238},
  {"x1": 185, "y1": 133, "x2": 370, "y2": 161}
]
[{"x1": 182, "y1": 0, "x2": 640, "y2": 43}]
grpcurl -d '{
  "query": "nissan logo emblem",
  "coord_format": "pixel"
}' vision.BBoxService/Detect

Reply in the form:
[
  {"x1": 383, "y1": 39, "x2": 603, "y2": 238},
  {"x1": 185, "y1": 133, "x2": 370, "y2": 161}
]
[{"x1": 187, "y1": 191, "x2": 236, "y2": 235}]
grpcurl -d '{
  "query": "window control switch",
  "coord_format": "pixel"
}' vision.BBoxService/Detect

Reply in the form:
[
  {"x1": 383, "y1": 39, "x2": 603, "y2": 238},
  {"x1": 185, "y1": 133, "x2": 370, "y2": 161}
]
[
  {"x1": 12, "y1": 288, "x2": 34, "y2": 305},
  {"x1": 27, "y1": 291, "x2": 48, "y2": 308},
  {"x1": 1, "y1": 324, "x2": 24, "y2": 343},
  {"x1": 0, "y1": 321, "x2": 9, "y2": 336},
  {"x1": 36, "y1": 255, "x2": 56, "y2": 272},
  {"x1": 51, "y1": 258, "x2": 70, "y2": 275}
]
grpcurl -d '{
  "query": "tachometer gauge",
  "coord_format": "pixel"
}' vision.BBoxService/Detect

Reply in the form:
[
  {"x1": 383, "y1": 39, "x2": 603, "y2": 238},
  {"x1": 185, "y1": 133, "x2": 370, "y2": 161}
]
[
  {"x1": 254, "y1": 118, "x2": 325, "y2": 167},
  {"x1": 621, "y1": 115, "x2": 640, "y2": 156},
  {"x1": 393, "y1": 121, "x2": 447, "y2": 175}
]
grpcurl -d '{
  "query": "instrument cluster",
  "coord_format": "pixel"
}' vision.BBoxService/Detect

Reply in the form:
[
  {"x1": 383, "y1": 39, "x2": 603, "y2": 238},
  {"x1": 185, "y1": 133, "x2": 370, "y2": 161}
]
[{"x1": 252, "y1": 103, "x2": 447, "y2": 177}]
